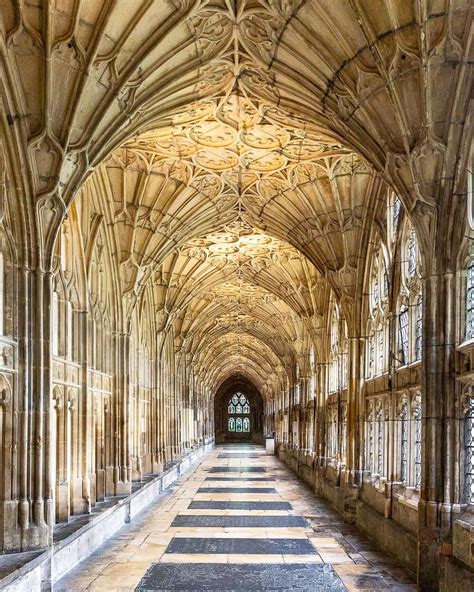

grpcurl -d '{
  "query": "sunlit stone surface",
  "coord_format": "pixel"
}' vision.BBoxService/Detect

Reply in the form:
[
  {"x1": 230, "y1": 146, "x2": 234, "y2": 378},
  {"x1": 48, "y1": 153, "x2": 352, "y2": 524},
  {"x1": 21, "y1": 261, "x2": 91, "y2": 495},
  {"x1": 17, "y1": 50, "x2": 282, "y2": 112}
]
[{"x1": 0, "y1": 0, "x2": 472, "y2": 589}]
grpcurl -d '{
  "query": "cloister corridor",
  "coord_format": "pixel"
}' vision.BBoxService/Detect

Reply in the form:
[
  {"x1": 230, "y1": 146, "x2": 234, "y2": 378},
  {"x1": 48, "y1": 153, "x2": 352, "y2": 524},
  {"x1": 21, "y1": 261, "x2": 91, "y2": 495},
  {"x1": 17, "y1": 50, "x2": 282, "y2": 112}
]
[
  {"x1": 0, "y1": 0, "x2": 473, "y2": 590},
  {"x1": 55, "y1": 445, "x2": 416, "y2": 591}
]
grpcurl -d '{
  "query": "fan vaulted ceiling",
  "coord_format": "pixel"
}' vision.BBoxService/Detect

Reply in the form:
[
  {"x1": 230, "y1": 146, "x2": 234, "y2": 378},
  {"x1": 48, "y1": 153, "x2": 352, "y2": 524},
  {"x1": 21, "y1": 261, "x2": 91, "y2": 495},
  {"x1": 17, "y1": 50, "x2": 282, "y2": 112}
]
[{"x1": 5, "y1": 0, "x2": 468, "y2": 395}]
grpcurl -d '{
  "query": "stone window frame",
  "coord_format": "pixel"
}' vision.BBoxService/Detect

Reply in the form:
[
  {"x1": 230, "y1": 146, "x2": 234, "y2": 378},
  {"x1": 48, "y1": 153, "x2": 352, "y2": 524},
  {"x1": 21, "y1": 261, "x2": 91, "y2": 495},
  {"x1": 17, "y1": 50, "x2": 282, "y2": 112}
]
[
  {"x1": 227, "y1": 393, "x2": 251, "y2": 433},
  {"x1": 325, "y1": 400, "x2": 338, "y2": 462},
  {"x1": 459, "y1": 384, "x2": 474, "y2": 507},
  {"x1": 51, "y1": 268, "x2": 80, "y2": 363},
  {"x1": 365, "y1": 400, "x2": 375, "y2": 475},
  {"x1": 366, "y1": 244, "x2": 390, "y2": 379},
  {"x1": 458, "y1": 235, "x2": 474, "y2": 347},
  {"x1": 396, "y1": 222, "x2": 423, "y2": 368},
  {"x1": 364, "y1": 396, "x2": 389, "y2": 482},
  {"x1": 395, "y1": 390, "x2": 422, "y2": 493},
  {"x1": 328, "y1": 302, "x2": 348, "y2": 394},
  {"x1": 399, "y1": 397, "x2": 409, "y2": 483}
]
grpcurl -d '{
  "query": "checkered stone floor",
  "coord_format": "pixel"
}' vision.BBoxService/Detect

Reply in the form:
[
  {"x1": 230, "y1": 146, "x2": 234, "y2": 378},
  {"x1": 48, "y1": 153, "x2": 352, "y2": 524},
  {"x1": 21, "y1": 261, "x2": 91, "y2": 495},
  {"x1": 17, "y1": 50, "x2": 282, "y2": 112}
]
[{"x1": 55, "y1": 445, "x2": 417, "y2": 591}]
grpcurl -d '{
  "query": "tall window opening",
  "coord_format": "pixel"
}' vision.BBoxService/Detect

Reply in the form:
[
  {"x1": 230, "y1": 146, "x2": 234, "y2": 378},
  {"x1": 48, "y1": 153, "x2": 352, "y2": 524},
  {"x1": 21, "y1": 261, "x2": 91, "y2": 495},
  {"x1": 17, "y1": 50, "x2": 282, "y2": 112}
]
[
  {"x1": 414, "y1": 403, "x2": 422, "y2": 489},
  {"x1": 228, "y1": 393, "x2": 251, "y2": 433},
  {"x1": 397, "y1": 223, "x2": 422, "y2": 366},
  {"x1": 465, "y1": 394, "x2": 474, "y2": 503},
  {"x1": 367, "y1": 246, "x2": 389, "y2": 378},
  {"x1": 466, "y1": 259, "x2": 474, "y2": 341},
  {"x1": 400, "y1": 401, "x2": 409, "y2": 483},
  {"x1": 377, "y1": 409, "x2": 384, "y2": 475}
]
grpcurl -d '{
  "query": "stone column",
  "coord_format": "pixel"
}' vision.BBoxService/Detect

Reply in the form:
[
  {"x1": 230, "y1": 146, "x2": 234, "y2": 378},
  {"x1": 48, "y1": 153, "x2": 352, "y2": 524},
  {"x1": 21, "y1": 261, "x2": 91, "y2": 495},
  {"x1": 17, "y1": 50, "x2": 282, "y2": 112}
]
[
  {"x1": 299, "y1": 377, "x2": 310, "y2": 450},
  {"x1": 14, "y1": 266, "x2": 55, "y2": 550},
  {"x1": 77, "y1": 309, "x2": 92, "y2": 514},
  {"x1": 346, "y1": 335, "x2": 364, "y2": 486},
  {"x1": 112, "y1": 332, "x2": 132, "y2": 495},
  {"x1": 417, "y1": 270, "x2": 456, "y2": 591}
]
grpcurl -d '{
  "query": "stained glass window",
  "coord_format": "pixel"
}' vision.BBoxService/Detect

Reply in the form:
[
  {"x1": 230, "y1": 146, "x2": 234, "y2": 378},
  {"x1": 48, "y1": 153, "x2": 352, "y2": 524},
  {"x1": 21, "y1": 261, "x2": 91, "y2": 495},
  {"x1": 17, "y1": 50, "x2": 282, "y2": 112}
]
[
  {"x1": 383, "y1": 271, "x2": 389, "y2": 299},
  {"x1": 415, "y1": 297, "x2": 423, "y2": 361},
  {"x1": 393, "y1": 197, "x2": 401, "y2": 233},
  {"x1": 367, "y1": 412, "x2": 374, "y2": 473},
  {"x1": 399, "y1": 307, "x2": 409, "y2": 365},
  {"x1": 368, "y1": 334, "x2": 375, "y2": 377},
  {"x1": 464, "y1": 395, "x2": 474, "y2": 503},
  {"x1": 377, "y1": 410, "x2": 383, "y2": 475},
  {"x1": 228, "y1": 393, "x2": 250, "y2": 414},
  {"x1": 368, "y1": 248, "x2": 389, "y2": 378},
  {"x1": 227, "y1": 393, "x2": 251, "y2": 432},
  {"x1": 414, "y1": 404, "x2": 422, "y2": 489},
  {"x1": 407, "y1": 228, "x2": 418, "y2": 278},
  {"x1": 372, "y1": 270, "x2": 379, "y2": 308},
  {"x1": 400, "y1": 402, "x2": 408, "y2": 483},
  {"x1": 466, "y1": 261, "x2": 474, "y2": 340},
  {"x1": 331, "y1": 309, "x2": 339, "y2": 351},
  {"x1": 378, "y1": 331, "x2": 385, "y2": 374}
]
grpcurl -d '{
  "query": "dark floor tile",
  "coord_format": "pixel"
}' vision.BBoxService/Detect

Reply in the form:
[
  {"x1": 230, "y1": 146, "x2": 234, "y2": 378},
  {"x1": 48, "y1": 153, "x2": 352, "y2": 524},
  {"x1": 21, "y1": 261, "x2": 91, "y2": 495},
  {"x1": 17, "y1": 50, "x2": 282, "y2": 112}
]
[
  {"x1": 136, "y1": 563, "x2": 346, "y2": 591},
  {"x1": 208, "y1": 467, "x2": 266, "y2": 473},
  {"x1": 165, "y1": 537, "x2": 315, "y2": 554},
  {"x1": 217, "y1": 454, "x2": 263, "y2": 458},
  {"x1": 188, "y1": 500, "x2": 292, "y2": 510},
  {"x1": 197, "y1": 487, "x2": 276, "y2": 494},
  {"x1": 170, "y1": 515, "x2": 308, "y2": 528},
  {"x1": 204, "y1": 476, "x2": 276, "y2": 482}
]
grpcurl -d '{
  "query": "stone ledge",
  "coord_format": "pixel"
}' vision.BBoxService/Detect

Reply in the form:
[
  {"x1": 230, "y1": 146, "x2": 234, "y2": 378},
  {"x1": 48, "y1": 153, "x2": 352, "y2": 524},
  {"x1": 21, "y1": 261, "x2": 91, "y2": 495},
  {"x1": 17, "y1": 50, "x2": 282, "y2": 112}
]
[
  {"x1": 355, "y1": 500, "x2": 417, "y2": 576},
  {"x1": 0, "y1": 443, "x2": 214, "y2": 592},
  {"x1": 453, "y1": 510, "x2": 474, "y2": 571}
]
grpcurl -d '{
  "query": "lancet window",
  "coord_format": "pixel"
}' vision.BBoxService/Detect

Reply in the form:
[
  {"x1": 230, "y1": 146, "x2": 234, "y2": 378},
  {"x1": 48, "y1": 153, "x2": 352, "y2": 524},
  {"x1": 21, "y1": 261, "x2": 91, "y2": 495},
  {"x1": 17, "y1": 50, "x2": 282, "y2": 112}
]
[
  {"x1": 397, "y1": 393, "x2": 422, "y2": 489},
  {"x1": 228, "y1": 393, "x2": 251, "y2": 432},
  {"x1": 400, "y1": 401, "x2": 409, "y2": 483},
  {"x1": 414, "y1": 404, "x2": 422, "y2": 489},
  {"x1": 397, "y1": 224, "x2": 423, "y2": 366},
  {"x1": 329, "y1": 303, "x2": 348, "y2": 393},
  {"x1": 466, "y1": 259, "x2": 474, "y2": 341},
  {"x1": 366, "y1": 404, "x2": 374, "y2": 474},
  {"x1": 367, "y1": 246, "x2": 389, "y2": 378},
  {"x1": 464, "y1": 393, "x2": 474, "y2": 503},
  {"x1": 377, "y1": 408, "x2": 384, "y2": 475}
]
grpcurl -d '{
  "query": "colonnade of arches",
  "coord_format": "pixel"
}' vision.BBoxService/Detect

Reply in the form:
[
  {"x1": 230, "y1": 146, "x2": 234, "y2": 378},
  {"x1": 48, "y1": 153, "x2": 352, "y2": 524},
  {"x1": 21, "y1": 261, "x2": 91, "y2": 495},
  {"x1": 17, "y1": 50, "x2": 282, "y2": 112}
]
[{"x1": 0, "y1": 1, "x2": 472, "y2": 589}]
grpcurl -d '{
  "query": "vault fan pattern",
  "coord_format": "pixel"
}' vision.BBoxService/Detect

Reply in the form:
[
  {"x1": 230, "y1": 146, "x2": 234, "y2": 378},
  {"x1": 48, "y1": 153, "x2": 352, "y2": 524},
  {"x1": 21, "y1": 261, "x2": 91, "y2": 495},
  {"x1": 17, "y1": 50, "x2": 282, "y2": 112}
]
[{"x1": 0, "y1": 1, "x2": 472, "y2": 590}]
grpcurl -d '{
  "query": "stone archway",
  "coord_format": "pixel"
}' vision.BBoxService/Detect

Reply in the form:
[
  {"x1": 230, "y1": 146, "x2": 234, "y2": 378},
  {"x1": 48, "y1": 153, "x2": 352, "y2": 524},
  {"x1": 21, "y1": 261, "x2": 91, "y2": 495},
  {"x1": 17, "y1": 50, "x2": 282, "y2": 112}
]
[{"x1": 214, "y1": 377, "x2": 264, "y2": 445}]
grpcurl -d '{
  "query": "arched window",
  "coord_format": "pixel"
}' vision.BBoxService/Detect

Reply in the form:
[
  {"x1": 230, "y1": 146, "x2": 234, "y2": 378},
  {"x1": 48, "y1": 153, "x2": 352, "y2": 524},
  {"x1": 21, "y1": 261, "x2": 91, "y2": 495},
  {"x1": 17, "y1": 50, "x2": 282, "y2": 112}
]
[
  {"x1": 464, "y1": 393, "x2": 474, "y2": 503},
  {"x1": 466, "y1": 259, "x2": 474, "y2": 341},
  {"x1": 400, "y1": 401, "x2": 409, "y2": 483},
  {"x1": 228, "y1": 393, "x2": 251, "y2": 433},
  {"x1": 328, "y1": 303, "x2": 348, "y2": 392},
  {"x1": 366, "y1": 405, "x2": 374, "y2": 474},
  {"x1": 388, "y1": 192, "x2": 401, "y2": 245},
  {"x1": 398, "y1": 305, "x2": 409, "y2": 365},
  {"x1": 397, "y1": 224, "x2": 422, "y2": 366},
  {"x1": 367, "y1": 246, "x2": 389, "y2": 378},
  {"x1": 467, "y1": 144, "x2": 474, "y2": 230},
  {"x1": 413, "y1": 403, "x2": 422, "y2": 489},
  {"x1": 376, "y1": 408, "x2": 384, "y2": 475},
  {"x1": 398, "y1": 392, "x2": 422, "y2": 489}
]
